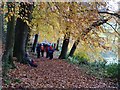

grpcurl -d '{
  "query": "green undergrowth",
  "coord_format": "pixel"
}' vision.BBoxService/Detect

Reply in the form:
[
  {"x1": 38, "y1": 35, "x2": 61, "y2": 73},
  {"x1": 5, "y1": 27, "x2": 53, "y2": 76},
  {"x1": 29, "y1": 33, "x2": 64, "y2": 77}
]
[
  {"x1": 67, "y1": 51, "x2": 90, "y2": 65},
  {"x1": 67, "y1": 51, "x2": 119, "y2": 79},
  {"x1": 4, "y1": 77, "x2": 22, "y2": 85},
  {"x1": 80, "y1": 63, "x2": 119, "y2": 79}
]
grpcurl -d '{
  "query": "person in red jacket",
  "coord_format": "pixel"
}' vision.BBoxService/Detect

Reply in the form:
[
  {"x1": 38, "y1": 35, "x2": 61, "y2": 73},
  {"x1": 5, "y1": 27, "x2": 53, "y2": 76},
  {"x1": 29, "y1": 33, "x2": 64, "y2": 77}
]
[
  {"x1": 45, "y1": 44, "x2": 50, "y2": 58},
  {"x1": 48, "y1": 45, "x2": 54, "y2": 59}
]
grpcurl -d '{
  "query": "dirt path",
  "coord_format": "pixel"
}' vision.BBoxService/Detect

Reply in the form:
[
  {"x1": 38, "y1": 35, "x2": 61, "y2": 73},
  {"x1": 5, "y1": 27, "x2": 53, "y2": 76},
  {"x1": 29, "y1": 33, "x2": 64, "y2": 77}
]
[{"x1": 2, "y1": 55, "x2": 117, "y2": 89}]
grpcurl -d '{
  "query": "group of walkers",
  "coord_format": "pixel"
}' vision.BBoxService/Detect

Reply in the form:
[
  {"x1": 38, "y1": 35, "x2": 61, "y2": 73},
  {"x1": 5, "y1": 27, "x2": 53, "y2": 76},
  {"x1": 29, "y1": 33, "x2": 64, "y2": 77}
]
[
  {"x1": 36, "y1": 42, "x2": 55, "y2": 60},
  {"x1": 24, "y1": 42, "x2": 56, "y2": 67}
]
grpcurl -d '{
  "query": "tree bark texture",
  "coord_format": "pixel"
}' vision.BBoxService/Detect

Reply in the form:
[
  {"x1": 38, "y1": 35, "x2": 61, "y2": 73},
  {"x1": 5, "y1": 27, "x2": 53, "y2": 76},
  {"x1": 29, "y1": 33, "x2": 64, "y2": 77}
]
[
  {"x1": 2, "y1": 2, "x2": 15, "y2": 76},
  {"x1": 59, "y1": 30, "x2": 70, "y2": 59},
  {"x1": 31, "y1": 34, "x2": 38, "y2": 52},
  {"x1": 13, "y1": 2, "x2": 33, "y2": 63}
]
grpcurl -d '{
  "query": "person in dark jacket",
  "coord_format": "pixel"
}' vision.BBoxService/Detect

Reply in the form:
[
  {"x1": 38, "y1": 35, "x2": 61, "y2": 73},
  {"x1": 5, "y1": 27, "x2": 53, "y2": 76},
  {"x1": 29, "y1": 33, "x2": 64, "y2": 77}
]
[
  {"x1": 24, "y1": 52, "x2": 37, "y2": 67},
  {"x1": 40, "y1": 44, "x2": 44, "y2": 57},
  {"x1": 36, "y1": 43, "x2": 41, "y2": 58},
  {"x1": 48, "y1": 45, "x2": 54, "y2": 59},
  {"x1": 45, "y1": 44, "x2": 50, "y2": 58}
]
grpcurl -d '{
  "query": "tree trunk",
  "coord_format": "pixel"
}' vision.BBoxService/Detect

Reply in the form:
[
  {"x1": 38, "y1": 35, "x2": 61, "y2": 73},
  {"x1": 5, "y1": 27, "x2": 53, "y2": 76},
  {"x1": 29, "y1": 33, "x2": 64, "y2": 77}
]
[
  {"x1": 13, "y1": 18, "x2": 29, "y2": 63},
  {"x1": 0, "y1": 3, "x2": 6, "y2": 45},
  {"x1": 0, "y1": 3, "x2": 3, "y2": 43},
  {"x1": 59, "y1": 29, "x2": 70, "y2": 59},
  {"x1": 13, "y1": 2, "x2": 33, "y2": 63},
  {"x1": 31, "y1": 34, "x2": 38, "y2": 52},
  {"x1": 118, "y1": 36, "x2": 120, "y2": 89},
  {"x1": 25, "y1": 27, "x2": 31, "y2": 51},
  {"x1": 2, "y1": 2, "x2": 16, "y2": 76},
  {"x1": 118, "y1": 18, "x2": 120, "y2": 88},
  {"x1": 69, "y1": 38, "x2": 80, "y2": 57},
  {"x1": 58, "y1": 3, "x2": 75, "y2": 59},
  {"x1": 0, "y1": 2, "x2": 4, "y2": 79},
  {"x1": 56, "y1": 38, "x2": 60, "y2": 51}
]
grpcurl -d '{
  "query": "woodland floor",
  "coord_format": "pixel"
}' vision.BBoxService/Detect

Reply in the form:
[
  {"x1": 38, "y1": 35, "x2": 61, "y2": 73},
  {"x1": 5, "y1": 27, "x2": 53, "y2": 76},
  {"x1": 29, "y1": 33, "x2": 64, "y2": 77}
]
[
  {"x1": 2, "y1": 52, "x2": 118, "y2": 89},
  {"x1": 0, "y1": 42, "x2": 2, "y2": 87}
]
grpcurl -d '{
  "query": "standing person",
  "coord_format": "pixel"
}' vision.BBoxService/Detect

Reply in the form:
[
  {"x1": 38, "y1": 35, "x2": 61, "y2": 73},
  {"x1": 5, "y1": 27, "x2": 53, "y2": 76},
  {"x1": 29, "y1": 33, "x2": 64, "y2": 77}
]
[
  {"x1": 54, "y1": 43, "x2": 56, "y2": 49},
  {"x1": 48, "y1": 45, "x2": 54, "y2": 59},
  {"x1": 41, "y1": 44, "x2": 44, "y2": 57},
  {"x1": 45, "y1": 44, "x2": 50, "y2": 58},
  {"x1": 36, "y1": 43, "x2": 40, "y2": 58}
]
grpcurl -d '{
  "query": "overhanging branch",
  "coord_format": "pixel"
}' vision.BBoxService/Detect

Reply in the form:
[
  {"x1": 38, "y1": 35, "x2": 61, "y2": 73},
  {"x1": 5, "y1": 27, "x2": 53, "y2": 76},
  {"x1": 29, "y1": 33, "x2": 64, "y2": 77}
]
[
  {"x1": 82, "y1": 17, "x2": 111, "y2": 37},
  {"x1": 98, "y1": 11, "x2": 120, "y2": 19},
  {"x1": 106, "y1": 22, "x2": 120, "y2": 36}
]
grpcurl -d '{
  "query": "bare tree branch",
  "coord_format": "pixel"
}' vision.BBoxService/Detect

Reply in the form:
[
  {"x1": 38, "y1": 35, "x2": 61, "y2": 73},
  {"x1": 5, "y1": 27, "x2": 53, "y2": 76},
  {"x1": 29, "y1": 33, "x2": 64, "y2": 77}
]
[
  {"x1": 106, "y1": 22, "x2": 120, "y2": 36},
  {"x1": 98, "y1": 11, "x2": 120, "y2": 19}
]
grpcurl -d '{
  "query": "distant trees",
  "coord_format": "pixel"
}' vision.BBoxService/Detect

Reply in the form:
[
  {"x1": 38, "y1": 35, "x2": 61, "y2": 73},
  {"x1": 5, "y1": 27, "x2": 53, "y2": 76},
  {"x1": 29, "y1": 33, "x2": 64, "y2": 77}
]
[
  {"x1": 56, "y1": 38, "x2": 60, "y2": 51},
  {"x1": 30, "y1": 2, "x2": 119, "y2": 59},
  {"x1": 31, "y1": 34, "x2": 38, "y2": 52}
]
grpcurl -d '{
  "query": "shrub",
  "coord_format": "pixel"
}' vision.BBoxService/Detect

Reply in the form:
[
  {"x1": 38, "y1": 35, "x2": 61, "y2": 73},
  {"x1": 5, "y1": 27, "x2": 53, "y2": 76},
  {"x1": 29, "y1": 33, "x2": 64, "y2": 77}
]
[
  {"x1": 68, "y1": 56, "x2": 79, "y2": 64},
  {"x1": 67, "y1": 51, "x2": 119, "y2": 79},
  {"x1": 105, "y1": 63, "x2": 119, "y2": 78},
  {"x1": 73, "y1": 51, "x2": 90, "y2": 65}
]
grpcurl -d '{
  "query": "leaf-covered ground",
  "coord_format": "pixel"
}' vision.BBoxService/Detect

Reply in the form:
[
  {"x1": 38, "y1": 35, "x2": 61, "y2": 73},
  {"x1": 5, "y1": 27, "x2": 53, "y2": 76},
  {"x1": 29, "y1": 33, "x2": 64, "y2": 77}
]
[
  {"x1": 2, "y1": 54, "x2": 117, "y2": 89},
  {"x1": 0, "y1": 42, "x2": 2, "y2": 87}
]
